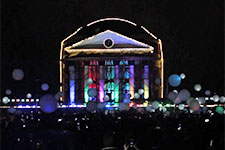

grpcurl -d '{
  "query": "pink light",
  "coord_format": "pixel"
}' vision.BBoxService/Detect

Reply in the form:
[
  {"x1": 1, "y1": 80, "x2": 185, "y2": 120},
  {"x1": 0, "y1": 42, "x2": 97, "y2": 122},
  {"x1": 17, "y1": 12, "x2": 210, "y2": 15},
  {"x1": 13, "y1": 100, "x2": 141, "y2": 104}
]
[{"x1": 99, "y1": 66, "x2": 104, "y2": 102}]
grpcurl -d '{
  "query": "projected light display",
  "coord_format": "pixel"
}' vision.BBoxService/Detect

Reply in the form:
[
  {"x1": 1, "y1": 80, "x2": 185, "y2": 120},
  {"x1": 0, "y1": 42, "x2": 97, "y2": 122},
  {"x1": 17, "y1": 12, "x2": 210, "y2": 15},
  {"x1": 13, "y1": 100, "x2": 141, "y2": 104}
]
[{"x1": 60, "y1": 18, "x2": 164, "y2": 105}]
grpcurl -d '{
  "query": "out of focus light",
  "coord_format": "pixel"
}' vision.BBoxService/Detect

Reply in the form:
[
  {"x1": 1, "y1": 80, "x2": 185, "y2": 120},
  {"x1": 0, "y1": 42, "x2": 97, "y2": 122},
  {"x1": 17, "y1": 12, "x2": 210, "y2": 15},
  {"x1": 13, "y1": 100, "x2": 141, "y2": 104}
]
[
  {"x1": 41, "y1": 83, "x2": 49, "y2": 91},
  {"x1": 106, "y1": 104, "x2": 111, "y2": 108},
  {"x1": 180, "y1": 73, "x2": 186, "y2": 79},
  {"x1": 168, "y1": 74, "x2": 181, "y2": 87},
  {"x1": 194, "y1": 84, "x2": 201, "y2": 91},
  {"x1": 205, "y1": 90, "x2": 211, "y2": 96},
  {"x1": 219, "y1": 96, "x2": 225, "y2": 103},
  {"x1": 26, "y1": 93, "x2": 32, "y2": 98},
  {"x1": 2, "y1": 96, "x2": 9, "y2": 104},
  {"x1": 5, "y1": 89, "x2": 12, "y2": 95},
  {"x1": 205, "y1": 119, "x2": 209, "y2": 122},
  {"x1": 213, "y1": 95, "x2": 219, "y2": 102},
  {"x1": 12, "y1": 69, "x2": 24, "y2": 80}
]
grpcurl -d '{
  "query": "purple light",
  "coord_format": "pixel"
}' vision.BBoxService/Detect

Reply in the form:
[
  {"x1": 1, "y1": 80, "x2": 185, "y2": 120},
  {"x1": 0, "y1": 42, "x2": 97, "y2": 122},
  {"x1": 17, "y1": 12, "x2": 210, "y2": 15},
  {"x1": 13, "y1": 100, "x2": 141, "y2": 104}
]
[{"x1": 99, "y1": 66, "x2": 104, "y2": 102}]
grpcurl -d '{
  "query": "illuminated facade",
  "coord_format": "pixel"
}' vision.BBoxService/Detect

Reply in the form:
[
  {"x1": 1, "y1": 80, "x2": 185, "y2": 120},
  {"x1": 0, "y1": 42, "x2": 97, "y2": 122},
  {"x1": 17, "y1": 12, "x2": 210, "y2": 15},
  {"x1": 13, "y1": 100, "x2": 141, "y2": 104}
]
[{"x1": 60, "y1": 18, "x2": 164, "y2": 105}]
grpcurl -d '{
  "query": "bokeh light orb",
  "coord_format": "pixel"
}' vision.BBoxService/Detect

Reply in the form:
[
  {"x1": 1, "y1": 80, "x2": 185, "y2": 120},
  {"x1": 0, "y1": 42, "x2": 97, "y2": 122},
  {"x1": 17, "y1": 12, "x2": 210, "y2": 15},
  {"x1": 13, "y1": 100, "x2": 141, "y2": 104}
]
[
  {"x1": 176, "y1": 89, "x2": 191, "y2": 102},
  {"x1": 2, "y1": 96, "x2": 9, "y2": 104},
  {"x1": 189, "y1": 100, "x2": 200, "y2": 111},
  {"x1": 168, "y1": 74, "x2": 181, "y2": 87},
  {"x1": 152, "y1": 101, "x2": 159, "y2": 109},
  {"x1": 205, "y1": 90, "x2": 211, "y2": 96},
  {"x1": 194, "y1": 84, "x2": 202, "y2": 92},
  {"x1": 145, "y1": 106, "x2": 153, "y2": 112},
  {"x1": 213, "y1": 95, "x2": 219, "y2": 102},
  {"x1": 104, "y1": 95, "x2": 110, "y2": 101},
  {"x1": 180, "y1": 73, "x2": 186, "y2": 79},
  {"x1": 178, "y1": 104, "x2": 185, "y2": 110},
  {"x1": 87, "y1": 78, "x2": 93, "y2": 85},
  {"x1": 5, "y1": 89, "x2": 12, "y2": 95},
  {"x1": 41, "y1": 83, "x2": 49, "y2": 91},
  {"x1": 174, "y1": 97, "x2": 182, "y2": 104},
  {"x1": 86, "y1": 101, "x2": 97, "y2": 111},
  {"x1": 215, "y1": 106, "x2": 224, "y2": 115},
  {"x1": 26, "y1": 93, "x2": 32, "y2": 98},
  {"x1": 39, "y1": 94, "x2": 58, "y2": 113},
  {"x1": 197, "y1": 97, "x2": 206, "y2": 104},
  {"x1": 219, "y1": 96, "x2": 225, "y2": 103},
  {"x1": 88, "y1": 88, "x2": 97, "y2": 97},
  {"x1": 186, "y1": 97, "x2": 194, "y2": 105},
  {"x1": 134, "y1": 93, "x2": 140, "y2": 99},
  {"x1": 12, "y1": 69, "x2": 24, "y2": 80},
  {"x1": 167, "y1": 91, "x2": 178, "y2": 101},
  {"x1": 138, "y1": 89, "x2": 144, "y2": 95},
  {"x1": 97, "y1": 102, "x2": 105, "y2": 109}
]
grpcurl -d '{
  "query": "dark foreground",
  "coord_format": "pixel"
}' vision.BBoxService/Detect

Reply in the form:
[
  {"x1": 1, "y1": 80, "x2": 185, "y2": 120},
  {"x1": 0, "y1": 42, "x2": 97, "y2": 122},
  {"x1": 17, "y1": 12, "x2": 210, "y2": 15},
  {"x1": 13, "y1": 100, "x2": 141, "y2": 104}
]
[{"x1": 1, "y1": 108, "x2": 224, "y2": 150}]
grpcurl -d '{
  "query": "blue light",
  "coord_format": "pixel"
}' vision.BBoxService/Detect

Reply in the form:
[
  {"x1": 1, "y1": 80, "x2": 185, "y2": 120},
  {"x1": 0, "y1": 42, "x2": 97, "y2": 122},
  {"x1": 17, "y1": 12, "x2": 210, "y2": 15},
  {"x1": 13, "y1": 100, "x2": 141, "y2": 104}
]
[
  {"x1": 70, "y1": 80, "x2": 75, "y2": 104},
  {"x1": 62, "y1": 105, "x2": 67, "y2": 108},
  {"x1": 106, "y1": 104, "x2": 111, "y2": 108}
]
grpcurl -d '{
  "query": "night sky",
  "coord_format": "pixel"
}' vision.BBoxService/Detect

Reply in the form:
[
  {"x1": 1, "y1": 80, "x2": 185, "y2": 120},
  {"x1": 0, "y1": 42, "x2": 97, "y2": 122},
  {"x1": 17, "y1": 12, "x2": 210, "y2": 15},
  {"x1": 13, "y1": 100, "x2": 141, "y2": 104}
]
[{"x1": 1, "y1": 0, "x2": 224, "y2": 98}]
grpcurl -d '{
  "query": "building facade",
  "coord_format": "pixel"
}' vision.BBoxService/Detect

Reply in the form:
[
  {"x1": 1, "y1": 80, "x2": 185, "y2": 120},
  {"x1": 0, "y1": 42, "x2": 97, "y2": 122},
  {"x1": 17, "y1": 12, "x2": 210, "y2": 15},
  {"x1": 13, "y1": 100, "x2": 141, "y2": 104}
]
[{"x1": 60, "y1": 18, "x2": 164, "y2": 105}]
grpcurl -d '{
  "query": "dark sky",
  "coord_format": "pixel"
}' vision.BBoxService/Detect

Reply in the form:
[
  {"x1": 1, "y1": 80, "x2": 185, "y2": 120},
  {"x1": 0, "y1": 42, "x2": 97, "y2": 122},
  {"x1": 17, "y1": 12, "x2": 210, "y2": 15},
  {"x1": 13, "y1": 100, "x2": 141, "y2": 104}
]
[{"x1": 1, "y1": 0, "x2": 224, "y2": 98}]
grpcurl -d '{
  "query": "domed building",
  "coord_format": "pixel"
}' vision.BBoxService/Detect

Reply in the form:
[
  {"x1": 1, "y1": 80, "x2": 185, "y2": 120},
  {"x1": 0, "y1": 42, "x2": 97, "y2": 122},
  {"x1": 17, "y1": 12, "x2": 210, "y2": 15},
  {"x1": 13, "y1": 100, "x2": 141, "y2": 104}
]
[{"x1": 59, "y1": 18, "x2": 164, "y2": 105}]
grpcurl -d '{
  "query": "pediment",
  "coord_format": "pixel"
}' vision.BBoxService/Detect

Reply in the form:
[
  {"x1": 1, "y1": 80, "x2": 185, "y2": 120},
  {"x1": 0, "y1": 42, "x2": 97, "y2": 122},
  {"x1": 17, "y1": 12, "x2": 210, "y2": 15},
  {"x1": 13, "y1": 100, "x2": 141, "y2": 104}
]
[{"x1": 65, "y1": 30, "x2": 153, "y2": 50}]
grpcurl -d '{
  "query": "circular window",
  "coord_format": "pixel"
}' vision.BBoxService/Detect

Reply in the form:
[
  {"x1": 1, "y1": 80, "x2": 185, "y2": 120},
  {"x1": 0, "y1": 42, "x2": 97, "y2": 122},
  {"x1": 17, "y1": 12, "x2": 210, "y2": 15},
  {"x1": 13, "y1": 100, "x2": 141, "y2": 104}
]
[{"x1": 103, "y1": 38, "x2": 114, "y2": 48}]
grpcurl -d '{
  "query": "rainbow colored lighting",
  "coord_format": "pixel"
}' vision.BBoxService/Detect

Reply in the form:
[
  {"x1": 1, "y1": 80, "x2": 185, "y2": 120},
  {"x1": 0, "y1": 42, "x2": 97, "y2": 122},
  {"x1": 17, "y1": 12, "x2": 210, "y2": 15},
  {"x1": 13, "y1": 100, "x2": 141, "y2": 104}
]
[
  {"x1": 114, "y1": 65, "x2": 119, "y2": 103},
  {"x1": 99, "y1": 66, "x2": 104, "y2": 102},
  {"x1": 84, "y1": 66, "x2": 89, "y2": 103},
  {"x1": 144, "y1": 65, "x2": 149, "y2": 99},
  {"x1": 129, "y1": 65, "x2": 134, "y2": 99},
  {"x1": 69, "y1": 68, "x2": 75, "y2": 104}
]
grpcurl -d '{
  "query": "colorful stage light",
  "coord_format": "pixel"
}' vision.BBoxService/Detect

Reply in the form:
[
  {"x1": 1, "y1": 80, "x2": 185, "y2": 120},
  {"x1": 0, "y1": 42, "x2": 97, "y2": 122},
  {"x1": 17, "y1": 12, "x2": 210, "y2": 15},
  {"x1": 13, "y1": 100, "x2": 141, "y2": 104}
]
[
  {"x1": 99, "y1": 66, "x2": 104, "y2": 102},
  {"x1": 129, "y1": 65, "x2": 134, "y2": 99},
  {"x1": 84, "y1": 66, "x2": 89, "y2": 103},
  {"x1": 144, "y1": 65, "x2": 149, "y2": 99}
]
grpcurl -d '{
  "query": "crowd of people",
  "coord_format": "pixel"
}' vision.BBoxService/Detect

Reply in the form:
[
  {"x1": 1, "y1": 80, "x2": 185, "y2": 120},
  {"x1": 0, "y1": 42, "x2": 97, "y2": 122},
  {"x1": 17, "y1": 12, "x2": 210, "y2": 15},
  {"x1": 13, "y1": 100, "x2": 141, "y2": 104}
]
[{"x1": 1, "y1": 107, "x2": 224, "y2": 150}]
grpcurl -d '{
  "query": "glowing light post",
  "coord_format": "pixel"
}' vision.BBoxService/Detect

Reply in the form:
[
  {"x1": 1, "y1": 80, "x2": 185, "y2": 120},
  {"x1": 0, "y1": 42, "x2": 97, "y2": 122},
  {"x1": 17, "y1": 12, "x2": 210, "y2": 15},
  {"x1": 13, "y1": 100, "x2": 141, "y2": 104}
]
[{"x1": 69, "y1": 66, "x2": 75, "y2": 104}]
